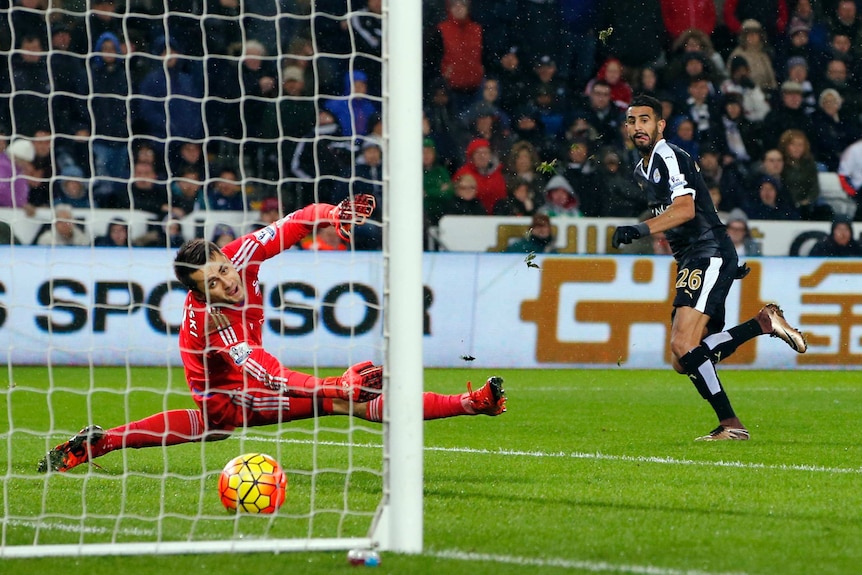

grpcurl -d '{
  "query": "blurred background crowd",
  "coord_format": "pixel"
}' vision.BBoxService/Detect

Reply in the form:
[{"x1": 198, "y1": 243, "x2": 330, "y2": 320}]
[{"x1": 0, "y1": 0, "x2": 861, "y2": 256}]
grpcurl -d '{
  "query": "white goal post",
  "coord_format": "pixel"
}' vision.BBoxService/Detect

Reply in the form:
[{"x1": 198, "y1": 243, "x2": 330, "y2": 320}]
[
  {"x1": 0, "y1": 0, "x2": 423, "y2": 558},
  {"x1": 377, "y1": 0, "x2": 425, "y2": 555}
]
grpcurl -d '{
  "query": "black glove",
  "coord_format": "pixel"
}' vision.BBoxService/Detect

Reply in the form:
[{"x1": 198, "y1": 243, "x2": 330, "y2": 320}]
[
  {"x1": 735, "y1": 263, "x2": 751, "y2": 280},
  {"x1": 612, "y1": 222, "x2": 650, "y2": 249}
]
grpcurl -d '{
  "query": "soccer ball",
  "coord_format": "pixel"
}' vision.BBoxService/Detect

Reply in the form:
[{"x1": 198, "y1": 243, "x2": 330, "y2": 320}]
[{"x1": 218, "y1": 452, "x2": 287, "y2": 514}]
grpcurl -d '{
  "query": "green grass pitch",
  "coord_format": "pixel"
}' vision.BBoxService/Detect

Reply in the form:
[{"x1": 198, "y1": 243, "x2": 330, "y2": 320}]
[{"x1": 1, "y1": 366, "x2": 860, "y2": 575}]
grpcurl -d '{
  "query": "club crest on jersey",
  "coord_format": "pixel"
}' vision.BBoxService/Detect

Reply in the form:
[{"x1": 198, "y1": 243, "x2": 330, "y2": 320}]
[
  {"x1": 652, "y1": 169, "x2": 661, "y2": 183},
  {"x1": 255, "y1": 225, "x2": 276, "y2": 244},
  {"x1": 228, "y1": 342, "x2": 252, "y2": 365}
]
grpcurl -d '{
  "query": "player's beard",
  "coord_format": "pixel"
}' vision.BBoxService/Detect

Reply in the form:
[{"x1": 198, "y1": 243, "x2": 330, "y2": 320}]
[{"x1": 631, "y1": 127, "x2": 658, "y2": 155}]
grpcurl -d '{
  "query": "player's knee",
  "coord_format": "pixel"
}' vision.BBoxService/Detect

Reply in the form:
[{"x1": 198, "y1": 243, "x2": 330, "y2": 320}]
[{"x1": 669, "y1": 339, "x2": 691, "y2": 362}]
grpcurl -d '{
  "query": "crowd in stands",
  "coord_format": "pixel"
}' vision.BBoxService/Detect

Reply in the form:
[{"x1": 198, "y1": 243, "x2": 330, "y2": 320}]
[{"x1": 0, "y1": 0, "x2": 861, "y2": 255}]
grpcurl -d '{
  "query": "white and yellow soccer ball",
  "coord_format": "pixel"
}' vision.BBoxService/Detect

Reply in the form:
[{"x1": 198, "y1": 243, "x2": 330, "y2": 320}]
[{"x1": 218, "y1": 452, "x2": 287, "y2": 514}]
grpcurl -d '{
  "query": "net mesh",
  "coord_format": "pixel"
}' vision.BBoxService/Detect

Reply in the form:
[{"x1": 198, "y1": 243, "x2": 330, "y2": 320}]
[{"x1": 0, "y1": 1, "x2": 387, "y2": 557}]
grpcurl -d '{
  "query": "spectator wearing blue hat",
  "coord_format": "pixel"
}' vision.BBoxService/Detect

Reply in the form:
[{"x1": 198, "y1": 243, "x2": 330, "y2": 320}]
[
  {"x1": 324, "y1": 70, "x2": 380, "y2": 138},
  {"x1": 52, "y1": 165, "x2": 91, "y2": 209},
  {"x1": 134, "y1": 36, "x2": 203, "y2": 153},
  {"x1": 211, "y1": 224, "x2": 238, "y2": 249},
  {"x1": 91, "y1": 31, "x2": 131, "y2": 202}
]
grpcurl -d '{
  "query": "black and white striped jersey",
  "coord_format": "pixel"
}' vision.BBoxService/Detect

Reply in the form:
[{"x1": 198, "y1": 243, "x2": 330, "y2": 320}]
[{"x1": 633, "y1": 139, "x2": 729, "y2": 261}]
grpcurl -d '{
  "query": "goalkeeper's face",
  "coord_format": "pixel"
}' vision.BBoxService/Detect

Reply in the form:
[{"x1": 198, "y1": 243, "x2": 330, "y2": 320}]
[{"x1": 190, "y1": 251, "x2": 245, "y2": 305}]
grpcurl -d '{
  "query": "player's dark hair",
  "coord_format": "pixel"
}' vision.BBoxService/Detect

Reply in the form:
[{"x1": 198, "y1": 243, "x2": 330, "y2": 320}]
[
  {"x1": 174, "y1": 238, "x2": 222, "y2": 293},
  {"x1": 629, "y1": 94, "x2": 663, "y2": 120}
]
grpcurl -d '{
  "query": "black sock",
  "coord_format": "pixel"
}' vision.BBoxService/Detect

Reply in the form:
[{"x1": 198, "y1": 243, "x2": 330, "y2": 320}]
[
  {"x1": 702, "y1": 319, "x2": 763, "y2": 363},
  {"x1": 678, "y1": 344, "x2": 736, "y2": 420},
  {"x1": 706, "y1": 390, "x2": 736, "y2": 421}
]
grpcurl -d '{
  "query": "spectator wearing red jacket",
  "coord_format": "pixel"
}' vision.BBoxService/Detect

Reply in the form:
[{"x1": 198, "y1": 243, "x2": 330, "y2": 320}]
[
  {"x1": 436, "y1": 0, "x2": 485, "y2": 114},
  {"x1": 585, "y1": 57, "x2": 633, "y2": 110},
  {"x1": 660, "y1": 0, "x2": 717, "y2": 41},
  {"x1": 452, "y1": 138, "x2": 507, "y2": 215}
]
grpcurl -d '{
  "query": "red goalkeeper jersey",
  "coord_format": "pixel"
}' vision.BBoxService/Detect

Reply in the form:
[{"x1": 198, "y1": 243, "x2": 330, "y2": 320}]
[{"x1": 178, "y1": 204, "x2": 334, "y2": 412}]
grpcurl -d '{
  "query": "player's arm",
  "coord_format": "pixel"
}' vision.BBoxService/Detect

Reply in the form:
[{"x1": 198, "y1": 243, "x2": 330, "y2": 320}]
[
  {"x1": 613, "y1": 152, "x2": 696, "y2": 248},
  {"x1": 224, "y1": 345, "x2": 382, "y2": 402},
  {"x1": 254, "y1": 195, "x2": 376, "y2": 259},
  {"x1": 612, "y1": 193, "x2": 695, "y2": 248},
  {"x1": 641, "y1": 193, "x2": 695, "y2": 235}
]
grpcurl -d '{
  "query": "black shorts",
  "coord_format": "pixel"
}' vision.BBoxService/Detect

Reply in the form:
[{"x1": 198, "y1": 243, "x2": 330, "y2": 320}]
[{"x1": 671, "y1": 255, "x2": 737, "y2": 335}]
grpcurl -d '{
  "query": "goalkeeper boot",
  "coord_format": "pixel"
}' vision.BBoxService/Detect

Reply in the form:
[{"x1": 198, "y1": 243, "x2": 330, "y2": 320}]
[
  {"x1": 695, "y1": 425, "x2": 750, "y2": 441},
  {"x1": 464, "y1": 376, "x2": 506, "y2": 415},
  {"x1": 37, "y1": 425, "x2": 105, "y2": 473},
  {"x1": 757, "y1": 303, "x2": 808, "y2": 353}
]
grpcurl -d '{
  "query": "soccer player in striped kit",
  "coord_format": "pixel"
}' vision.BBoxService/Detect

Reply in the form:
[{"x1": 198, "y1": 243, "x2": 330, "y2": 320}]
[{"x1": 612, "y1": 95, "x2": 807, "y2": 441}]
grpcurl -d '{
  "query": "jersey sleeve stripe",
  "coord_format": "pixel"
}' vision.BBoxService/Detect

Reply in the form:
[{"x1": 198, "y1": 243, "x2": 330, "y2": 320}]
[
  {"x1": 657, "y1": 141, "x2": 696, "y2": 201},
  {"x1": 243, "y1": 358, "x2": 289, "y2": 389},
  {"x1": 230, "y1": 238, "x2": 259, "y2": 270},
  {"x1": 244, "y1": 359, "x2": 269, "y2": 382},
  {"x1": 249, "y1": 397, "x2": 291, "y2": 410},
  {"x1": 670, "y1": 188, "x2": 695, "y2": 202},
  {"x1": 229, "y1": 394, "x2": 291, "y2": 415},
  {"x1": 230, "y1": 394, "x2": 255, "y2": 410}
]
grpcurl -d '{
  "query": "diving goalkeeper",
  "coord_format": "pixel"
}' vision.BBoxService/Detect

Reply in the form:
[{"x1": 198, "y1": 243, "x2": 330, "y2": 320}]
[{"x1": 38, "y1": 195, "x2": 505, "y2": 473}]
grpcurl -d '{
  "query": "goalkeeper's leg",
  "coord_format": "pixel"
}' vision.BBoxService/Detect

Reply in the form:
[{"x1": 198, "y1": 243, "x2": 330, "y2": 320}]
[
  {"x1": 323, "y1": 376, "x2": 506, "y2": 422},
  {"x1": 37, "y1": 409, "x2": 223, "y2": 473}
]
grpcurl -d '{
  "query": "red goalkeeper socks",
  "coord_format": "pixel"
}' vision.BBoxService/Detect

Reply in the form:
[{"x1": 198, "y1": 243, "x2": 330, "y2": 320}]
[
  {"x1": 363, "y1": 392, "x2": 469, "y2": 422},
  {"x1": 424, "y1": 392, "x2": 471, "y2": 419},
  {"x1": 96, "y1": 409, "x2": 206, "y2": 456}
]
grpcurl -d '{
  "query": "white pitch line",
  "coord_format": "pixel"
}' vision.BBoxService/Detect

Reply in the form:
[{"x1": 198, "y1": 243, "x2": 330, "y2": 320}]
[
  {"x1": 426, "y1": 445, "x2": 862, "y2": 475},
  {"x1": 430, "y1": 549, "x2": 748, "y2": 575},
  {"x1": 528, "y1": 386, "x2": 861, "y2": 393},
  {"x1": 22, "y1": 433, "x2": 861, "y2": 476},
  {"x1": 252, "y1": 436, "x2": 862, "y2": 476},
  {"x1": 4, "y1": 518, "x2": 155, "y2": 537}
]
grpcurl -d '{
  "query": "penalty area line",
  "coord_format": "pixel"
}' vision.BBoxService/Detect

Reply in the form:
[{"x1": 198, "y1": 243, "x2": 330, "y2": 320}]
[{"x1": 429, "y1": 548, "x2": 748, "y2": 575}]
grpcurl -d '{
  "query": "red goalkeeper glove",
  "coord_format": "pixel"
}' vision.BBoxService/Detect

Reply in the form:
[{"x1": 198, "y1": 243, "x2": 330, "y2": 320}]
[
  {"x1": 340, "y1": 360, "x2": 383, "y2": 402},
  {"x1": 331, "y1": 194, "x2": 376, "y2": 241}
]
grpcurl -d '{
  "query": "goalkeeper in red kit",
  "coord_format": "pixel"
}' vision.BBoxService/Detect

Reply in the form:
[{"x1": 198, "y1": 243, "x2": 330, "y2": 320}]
[{"x1": 38, "y1": 195, "x2": 505, "y2": 473}]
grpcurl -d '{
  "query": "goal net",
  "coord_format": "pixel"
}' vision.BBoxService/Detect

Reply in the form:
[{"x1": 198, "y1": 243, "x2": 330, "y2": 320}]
[{"x1": 0, "y1": 0, "x2": 424, "y2": 558}]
